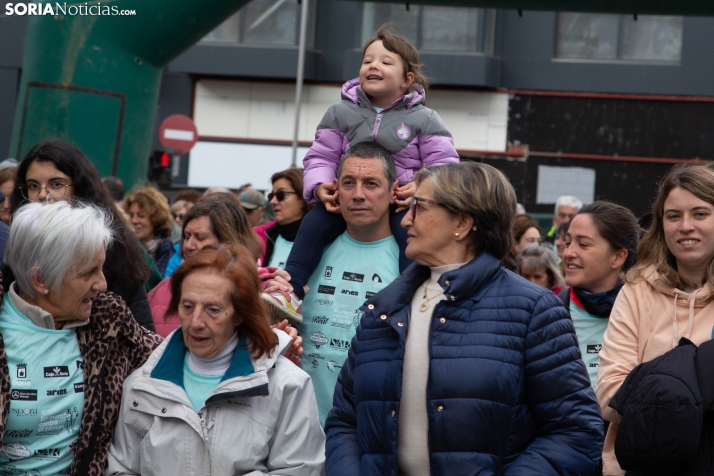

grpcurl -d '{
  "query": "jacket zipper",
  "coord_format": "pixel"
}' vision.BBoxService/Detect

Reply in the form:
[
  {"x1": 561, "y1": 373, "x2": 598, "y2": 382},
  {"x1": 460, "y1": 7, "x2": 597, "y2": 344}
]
[
  {"x1": 198, "y1": 410, "x2": 212, "y2": 475},
  {"x1": 371, "y1": 113, "x2": 383, "y2": 141}
]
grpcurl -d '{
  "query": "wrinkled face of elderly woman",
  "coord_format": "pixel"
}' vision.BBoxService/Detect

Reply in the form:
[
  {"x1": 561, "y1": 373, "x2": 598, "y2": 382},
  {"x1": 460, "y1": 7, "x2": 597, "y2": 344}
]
[
  {"x1": 178, "y1": 268, "x2": 239, "y2": 359},
  {"x1": 38, "y1": 249, "x2": 107, "y2": 324}
]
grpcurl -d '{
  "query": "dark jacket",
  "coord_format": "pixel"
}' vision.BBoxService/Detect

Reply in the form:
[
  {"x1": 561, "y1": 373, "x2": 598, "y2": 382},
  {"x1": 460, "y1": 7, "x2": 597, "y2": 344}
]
[
  {"x1": 0, "y1": 284, "x2": 163, "y2": 475},
  {"x1": 609, "y1": 338, "x2": 714, "y2": 476},
  {"x1": 325, "y1": 253, "x2": 604, "y2": 476},
  {"x1": 104, "y1": 267, "x2": 156, "y2": 333},
  {"x1": 153, "y1": 237, "x2": 174, "y2": 277}
]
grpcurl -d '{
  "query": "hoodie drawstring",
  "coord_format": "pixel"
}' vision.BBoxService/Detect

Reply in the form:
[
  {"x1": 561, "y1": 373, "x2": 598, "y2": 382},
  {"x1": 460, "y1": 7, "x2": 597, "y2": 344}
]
[{"x1": 672, "y1": 288, "x2": 701, "y2": 348}]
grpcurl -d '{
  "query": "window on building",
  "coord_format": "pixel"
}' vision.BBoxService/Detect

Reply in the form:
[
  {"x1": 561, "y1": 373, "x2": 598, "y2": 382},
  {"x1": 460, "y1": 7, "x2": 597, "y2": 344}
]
[
  {"x1": 556, "y1": 13, "x2": 683, "y2": 61},
  {"x1": 202, "y1": 0, "x2": 316, "y2": 47},
  {"x1": 361, "y1": 3, "x2": 496, "y2": 54}
]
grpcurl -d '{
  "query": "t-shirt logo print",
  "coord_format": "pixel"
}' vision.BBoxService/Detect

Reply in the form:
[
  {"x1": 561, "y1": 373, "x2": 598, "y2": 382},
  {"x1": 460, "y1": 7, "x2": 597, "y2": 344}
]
[
  {"x1": 16, "y1": 363, "x2": 26, "y2": 379},
  {"x1": 309, "y1": 332, "x2": 328, "y2": 349},
  {"x1": 397, "y1": 122, "x2": 411, "y2": 140},
  {"x1": 44, "y1": 366, "x2": 70, "y2": 378}
]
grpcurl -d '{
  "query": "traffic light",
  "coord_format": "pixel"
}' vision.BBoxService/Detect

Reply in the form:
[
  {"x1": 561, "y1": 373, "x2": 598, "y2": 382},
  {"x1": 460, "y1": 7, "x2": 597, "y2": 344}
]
[{"x1": 148, "y1": 150, "x2": 170, "y2": 185}]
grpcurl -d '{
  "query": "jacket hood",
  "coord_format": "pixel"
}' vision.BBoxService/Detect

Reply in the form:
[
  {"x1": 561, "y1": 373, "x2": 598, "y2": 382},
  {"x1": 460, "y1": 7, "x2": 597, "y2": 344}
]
[
  {"x1": 341, "y1": 77, "x2": 425, "y2": 110},
  {"x1": 643, "y1": 265, "x2": 712, "y2": 348}
]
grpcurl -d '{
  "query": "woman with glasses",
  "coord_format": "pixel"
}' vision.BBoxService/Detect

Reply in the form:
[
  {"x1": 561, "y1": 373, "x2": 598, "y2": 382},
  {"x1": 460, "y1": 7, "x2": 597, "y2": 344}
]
[
  {"x1": 11, "y1": 139, "x2": 156, "y2": 332},
  {"x1": 255, "y1": 167, "x2": 311, "y2": 268},
  {"x1": 325, "y1": 162, "x2": 603, "y2": 475},
  {"x1": 122, "y1": 187, "x2": 175, "y2": 277}
]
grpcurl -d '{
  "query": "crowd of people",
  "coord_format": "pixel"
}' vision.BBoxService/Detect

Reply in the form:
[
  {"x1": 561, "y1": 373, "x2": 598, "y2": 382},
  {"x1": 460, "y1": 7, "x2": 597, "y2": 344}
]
[{"x1": 0, "y1": 23, "x2": 710, "y2": 476}]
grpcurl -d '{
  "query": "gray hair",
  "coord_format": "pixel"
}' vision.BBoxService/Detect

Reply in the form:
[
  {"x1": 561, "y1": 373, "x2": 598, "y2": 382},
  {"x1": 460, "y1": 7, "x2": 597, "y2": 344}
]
[
  {"x1": 517, "y1": 243, "x2": 565, "y2": 290},
  {"x1": 338, "y1": 142, "x2": 396, "y2": 188},
  {"x1": 6, "y1": 201, "x2": 113, "y2": 299},
  {"x1": 415, "y1": 162, "x2": 517, "y2": 260},
  {"x1": 554, "y1": 195, "x2": 583, "y2": 214}
]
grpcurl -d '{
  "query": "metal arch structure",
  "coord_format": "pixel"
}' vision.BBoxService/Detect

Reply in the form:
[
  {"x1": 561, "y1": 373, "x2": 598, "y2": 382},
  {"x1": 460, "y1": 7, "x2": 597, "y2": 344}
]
[{"x1": 9, "y1": 0, "x2": 713, "y2": 188}]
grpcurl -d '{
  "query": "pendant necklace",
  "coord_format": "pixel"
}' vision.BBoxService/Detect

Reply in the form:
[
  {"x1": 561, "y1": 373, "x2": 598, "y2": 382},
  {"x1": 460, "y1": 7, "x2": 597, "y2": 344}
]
[{"x1": 420, "y1": 280, "x2": 442, "y2": 312}]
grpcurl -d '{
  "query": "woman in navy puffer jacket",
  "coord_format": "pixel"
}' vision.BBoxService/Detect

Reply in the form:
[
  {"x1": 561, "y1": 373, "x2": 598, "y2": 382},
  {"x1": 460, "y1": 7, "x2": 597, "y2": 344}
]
[{"x1": 325, "y1": 162, "x2": 603, "y2": 476}]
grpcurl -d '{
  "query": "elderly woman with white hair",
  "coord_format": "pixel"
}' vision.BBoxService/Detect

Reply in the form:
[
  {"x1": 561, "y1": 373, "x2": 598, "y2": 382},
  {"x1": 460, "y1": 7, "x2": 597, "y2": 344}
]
[
  {"x1": 0, "y1": 201, "x2": 162, "y2": 476},
  {"x1": 326, "y1": 162, "x2": 603, "y2": 475}
]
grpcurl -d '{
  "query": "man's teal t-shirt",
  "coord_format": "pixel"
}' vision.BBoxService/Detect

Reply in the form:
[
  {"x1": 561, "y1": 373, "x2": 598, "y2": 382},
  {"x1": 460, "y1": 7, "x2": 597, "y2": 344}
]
[
  {"x1": 300, "y1": 232, "x2": 399, "y2": 425},
  {"x1": 0, "y1": 297, "x2": 84, "y2": 476}
]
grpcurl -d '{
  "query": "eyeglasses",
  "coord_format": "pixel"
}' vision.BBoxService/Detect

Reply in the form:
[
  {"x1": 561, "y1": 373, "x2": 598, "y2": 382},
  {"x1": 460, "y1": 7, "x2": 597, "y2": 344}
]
[
  {"x1": 173, "y1": 213, "x2": 185, "y2": 221},
  {"x1": 20, "y1": 180, "x2": 74, "y2": 201},
  {"x1": 268, "y1": 190, "x2": 297, "y2": 202},
  {"x1": 409, "y1": 196, "x2": 441, "y2": 221}
]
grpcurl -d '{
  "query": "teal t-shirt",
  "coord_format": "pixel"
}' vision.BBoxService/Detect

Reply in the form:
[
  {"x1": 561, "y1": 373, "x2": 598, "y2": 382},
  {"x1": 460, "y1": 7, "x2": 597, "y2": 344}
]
[
  {"x1": 300, "y1": 232, "x2": 399, "y2": 425},
  {"x1": 570, "y1": 299, "x2": 609, "y2": 388},
  {"x1": 0, "y1": 297, "x2": 84, "y2": 475},
  {"x1": 268, "y1": 235, "x2": 293, "y2": 269},
  {"x1": 182, "y1": 353, "x2": 223, "y2": 412}
]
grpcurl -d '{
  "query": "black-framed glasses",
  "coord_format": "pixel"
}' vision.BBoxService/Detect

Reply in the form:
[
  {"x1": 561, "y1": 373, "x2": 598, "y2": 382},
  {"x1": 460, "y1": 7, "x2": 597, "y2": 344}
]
[
  {"x1": 409, "y1": 196, "x2": 441, "y2": 220},
  {"x1": 20, "y1": 180, "x2": 74, "y2": 201},
  {"x1": 268, "y1": 190, "x2": 297, "y2": 202}
]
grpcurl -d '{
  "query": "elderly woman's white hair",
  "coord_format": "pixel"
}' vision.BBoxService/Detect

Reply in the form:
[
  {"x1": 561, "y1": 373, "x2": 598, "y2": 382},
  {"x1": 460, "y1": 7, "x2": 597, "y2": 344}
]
[{"x1": 5, "y1": 201, "x2": 113, "y2": 298}]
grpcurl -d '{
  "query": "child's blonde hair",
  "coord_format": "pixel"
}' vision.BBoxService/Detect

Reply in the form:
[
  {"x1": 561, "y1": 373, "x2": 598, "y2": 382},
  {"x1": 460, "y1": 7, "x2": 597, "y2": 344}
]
[{"x1": 363, "y1": 24, "x2": 429, "y2": 103}]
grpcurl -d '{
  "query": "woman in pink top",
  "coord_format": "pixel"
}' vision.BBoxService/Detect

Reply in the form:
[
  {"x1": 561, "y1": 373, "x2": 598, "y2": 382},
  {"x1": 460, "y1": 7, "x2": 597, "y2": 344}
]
[{"x1": 597, "y1": 164, "x2": 714, "y2": 476}]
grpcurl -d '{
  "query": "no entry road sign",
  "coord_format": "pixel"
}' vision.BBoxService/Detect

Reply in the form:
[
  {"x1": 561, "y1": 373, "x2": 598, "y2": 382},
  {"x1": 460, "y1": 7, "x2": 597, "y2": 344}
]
[{"x1": 159, "y1": 114, "x2": 198, "y2": 155}]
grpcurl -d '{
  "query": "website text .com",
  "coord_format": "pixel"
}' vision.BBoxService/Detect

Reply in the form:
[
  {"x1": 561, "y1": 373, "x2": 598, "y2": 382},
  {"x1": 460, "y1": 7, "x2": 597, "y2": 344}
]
[{"x1": 5, "y1": 3, "x2": 137, "y2": 16}]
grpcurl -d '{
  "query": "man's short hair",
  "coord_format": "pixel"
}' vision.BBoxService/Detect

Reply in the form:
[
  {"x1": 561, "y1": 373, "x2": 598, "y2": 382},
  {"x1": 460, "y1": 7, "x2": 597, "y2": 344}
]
[
  {"x1": 337, "y1": 142, "x2": 396, "y2": 188},
  {"x1": 102, "y1": 176, "x2": 125, "y2": 201},
  {"x1": 554, "y1": 195, "x2": 583, "y2": 214}
]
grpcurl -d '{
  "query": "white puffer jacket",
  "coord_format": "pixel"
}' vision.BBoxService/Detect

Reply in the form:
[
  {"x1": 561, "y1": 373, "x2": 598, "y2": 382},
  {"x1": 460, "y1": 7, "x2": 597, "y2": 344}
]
[{"x1": 105, "y1": 330, "x2": 326, "y2": 476}]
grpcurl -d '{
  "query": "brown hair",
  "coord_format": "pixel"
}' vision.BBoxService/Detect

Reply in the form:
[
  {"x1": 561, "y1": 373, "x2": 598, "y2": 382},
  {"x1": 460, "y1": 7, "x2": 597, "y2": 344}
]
[
  {"x1": 627, "y1": 164, "x2": 714, "y2": 295},
  {"x1": 0, "y1": 167, "x2": 17, "y2": 187},
  {"x1": 175, "y1": 188, "x2": 201, "y2": 204},
  {"x1": 181, "y1": 197, "x2": 262, "y2": 261},
  {"x1": 167, "y1": 244, "x2": 275, "y2": 359},
  {"x1": 415, "y1": 162, "x2": 517, "y2": 260},
  {"x1": 512, "y1": 216, "x2": 541, "y2": 245},
  {"x1": 122, "y1": 187, "x2": 174, "y2": 240},
  {"x1": 271, "y1": 167, "x2": 310, "y2": 216},
  {"x1": 363, "y1": 24, "x2": 430, "y2": 101}
]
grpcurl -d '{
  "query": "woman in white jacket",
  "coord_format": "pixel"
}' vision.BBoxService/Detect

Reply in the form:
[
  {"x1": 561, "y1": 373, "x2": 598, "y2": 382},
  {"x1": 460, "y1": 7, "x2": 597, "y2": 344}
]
[{"x1": 106, "y1": 244, "x2": 325, "y2": 476}]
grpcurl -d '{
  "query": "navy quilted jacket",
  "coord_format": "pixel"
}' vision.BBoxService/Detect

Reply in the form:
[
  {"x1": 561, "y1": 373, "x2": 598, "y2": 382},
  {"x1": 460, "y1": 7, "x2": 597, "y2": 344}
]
[{"x1": 325, "y1": 253, "x2": 603, "y2": 475}]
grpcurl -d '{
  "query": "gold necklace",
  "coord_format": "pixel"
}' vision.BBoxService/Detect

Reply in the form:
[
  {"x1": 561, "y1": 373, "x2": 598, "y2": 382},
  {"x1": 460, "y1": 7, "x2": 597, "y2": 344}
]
[{"x1": 420, "y1": 280, "x2": 442, "y2": 312}]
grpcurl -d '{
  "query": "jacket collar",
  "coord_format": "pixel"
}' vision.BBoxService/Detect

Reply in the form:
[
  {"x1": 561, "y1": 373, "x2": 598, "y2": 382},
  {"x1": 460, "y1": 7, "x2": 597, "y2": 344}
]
[
  {"x1": 366, "y1": 253, "x2": 503, "y2": 313},
  {"x1": 341, "y1": 77, "x2": 425, "y2": 111}
]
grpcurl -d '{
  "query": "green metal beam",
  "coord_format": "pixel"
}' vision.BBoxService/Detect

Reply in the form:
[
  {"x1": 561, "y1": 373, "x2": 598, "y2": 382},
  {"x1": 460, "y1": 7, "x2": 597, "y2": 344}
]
[{"x1": 10, "y1": 0, "x2": 249, "y2": 188}]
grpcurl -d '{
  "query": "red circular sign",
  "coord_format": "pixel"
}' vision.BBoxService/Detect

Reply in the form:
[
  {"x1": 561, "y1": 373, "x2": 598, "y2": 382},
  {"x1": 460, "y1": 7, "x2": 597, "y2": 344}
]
[{"x1": 158, "y1": 114, "x2": 198, "y2": 155}]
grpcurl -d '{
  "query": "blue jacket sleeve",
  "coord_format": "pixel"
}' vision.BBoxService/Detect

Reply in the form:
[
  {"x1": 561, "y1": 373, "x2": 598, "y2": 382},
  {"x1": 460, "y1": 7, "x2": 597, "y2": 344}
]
[
  {"x1": 505, "y1": 293, "x2": 604, "y2": 475},
  {"x1": 324, "y1": 330, "x2": 361, "y2": 476}
]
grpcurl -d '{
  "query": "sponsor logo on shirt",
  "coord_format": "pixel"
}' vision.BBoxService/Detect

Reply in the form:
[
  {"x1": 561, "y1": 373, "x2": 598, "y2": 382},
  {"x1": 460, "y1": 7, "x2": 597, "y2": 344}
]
[
  {"x1": 10, "y1": 408, "x2": 37, "y2": 417},
  {"x1": 5, "y1": 429, "x2": 33, "y2": 438},
  {"x1": 44, "y1": 366, "x2": 70, "y2": 378},
  {"x1": 318, "y1": 285, "x2": 335, "y2": 295},
  {"x1": 330, "y1": 316, "x2": 353, "y2": 329},
  {"x1": 311, "y1": 316, "x2": 329, "y2": 324},
  {"x1": 11, "y1": 390, "x2": 37, "y2": 401},
  {"x1": 342, "y1": 272, "x2": 364, "y2": 283},
  {"x1": 326, "y1": 360, "x2": 342, "y2": 372},
  {"x1": 309, "y1": 332, "x2": 328, "y2": 349},
  {"x1": 76, "y1": 360, "x2": 84, "y2": 370},
  {"x1": 587, "y1": 344, "x2": 602, "y2": 354},
  {"x1": 46, "y1": 389, "x2": 67, "y2": 397},
  {"x1": 372, "y1": 274, "x2": 382, "y2": 283},
  {"x1": 306, "y1": 353, "x2": 324, "y2": 369},
  {"x1": 74, "y1": 383, "x2": 84, "y2": 393},
  {"x1": 324, "y1": 266, "x2": 333, "y2": 278},
  {"x1": 11, "y1": 380, "x2": 31, "y2": 387},
  {"x1": 33, "y1": 448, "x2": 61, "y2": 461},
  {"x1": 16, "y1": 363, "x2": 26, "y2": 379},
  {"x1": 341, "y1": 289, "x2": 358, "y2": 296},
  {"x1": 68, "y1": 438, "x2": 78, "y2": 453},
  {"x1": 329, "y1": 338, "x2": 350, "y2": 351},
  {"x1": 365, "y1": 291, "x2": 376, "y2": 299},
  {"x1": 2, "y1": 442, "x2": 30, "y2": 460},
  {"x1": 314, "y1": 298, "x2": 333, "y2": 306}
]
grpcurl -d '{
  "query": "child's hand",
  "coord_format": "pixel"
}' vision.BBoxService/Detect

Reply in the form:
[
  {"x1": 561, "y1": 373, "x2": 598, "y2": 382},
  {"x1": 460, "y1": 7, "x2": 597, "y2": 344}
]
[
  {"x1": 394, "y1": 181, "x2": 417, "y2": 213},
  {"x1": 316, "y1": 181, "x2": 341, "y2": 214}
]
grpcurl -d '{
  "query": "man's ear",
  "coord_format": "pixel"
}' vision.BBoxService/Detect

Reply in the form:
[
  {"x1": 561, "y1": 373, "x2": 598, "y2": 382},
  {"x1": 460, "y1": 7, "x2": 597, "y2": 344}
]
[{"x1": 332, "y1": 178, "x2": 339, "y2": 191}]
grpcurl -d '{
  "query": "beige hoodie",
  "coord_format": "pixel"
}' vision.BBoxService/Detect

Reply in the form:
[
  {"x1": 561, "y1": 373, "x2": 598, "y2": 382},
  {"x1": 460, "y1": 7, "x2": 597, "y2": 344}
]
[{"x1": 596, "y1": 266, "x2": 714, "y2": 475}]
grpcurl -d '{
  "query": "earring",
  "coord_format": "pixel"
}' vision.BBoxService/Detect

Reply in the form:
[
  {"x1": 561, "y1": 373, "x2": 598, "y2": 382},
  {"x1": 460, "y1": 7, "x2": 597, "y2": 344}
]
[
  {"x1": 43, "y1": 289, "x2": 48, "y2": 295},
  {"x1": 472, "y1": 225, "x2": 477, "y2": 231},
  {"x1": 454, "y1": 232, "x2": 460, "y2": 238}
]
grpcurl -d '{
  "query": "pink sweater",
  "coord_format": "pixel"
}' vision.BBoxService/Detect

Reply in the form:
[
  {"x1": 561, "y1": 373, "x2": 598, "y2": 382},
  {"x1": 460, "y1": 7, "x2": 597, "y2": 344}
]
[{"x1": 596, "y1": 266, "x2": 714, "y2": 475}]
